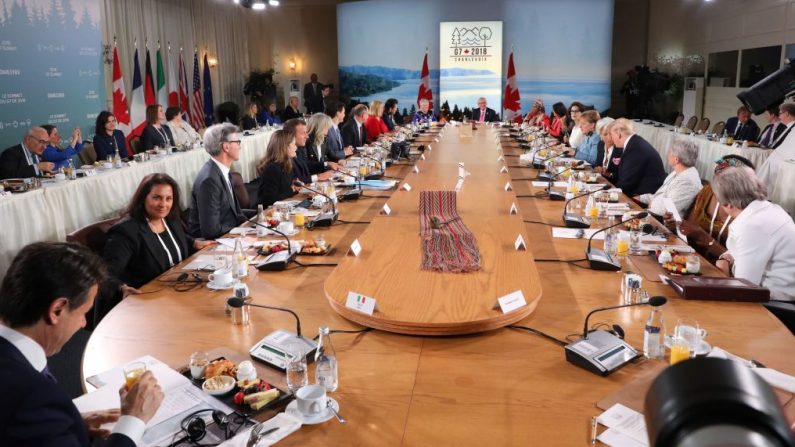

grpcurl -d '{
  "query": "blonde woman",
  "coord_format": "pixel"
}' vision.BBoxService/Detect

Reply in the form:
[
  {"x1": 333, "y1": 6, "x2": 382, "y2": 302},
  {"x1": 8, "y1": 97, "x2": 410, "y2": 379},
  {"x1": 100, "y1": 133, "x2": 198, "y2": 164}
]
[
  {"x1": 241, "y1": 103, "x2": 259, "y2": 131},
  {"x1": 306, "y1": 112, "x2": 341, "y2": 165},
  {"x1": 366, "y1": 100, "x2": 390, "y2": 139}
]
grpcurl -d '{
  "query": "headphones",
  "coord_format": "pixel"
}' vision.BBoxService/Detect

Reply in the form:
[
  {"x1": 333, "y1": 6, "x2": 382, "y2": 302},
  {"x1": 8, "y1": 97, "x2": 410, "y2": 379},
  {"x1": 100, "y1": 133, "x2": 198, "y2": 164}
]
[{"x1": 179, "y1": 409, "x2": 229, "y2": 444}]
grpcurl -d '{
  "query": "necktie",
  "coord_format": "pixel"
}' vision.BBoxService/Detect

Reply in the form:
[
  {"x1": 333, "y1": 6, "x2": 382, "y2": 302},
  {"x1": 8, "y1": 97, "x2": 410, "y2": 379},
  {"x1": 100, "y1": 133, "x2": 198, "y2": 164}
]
[
  {"x1": 42, "y1": 365, "x2": 57, "y2": 383},
  {"x1": 735, "y1": 123, "x2": 743, "y2": 138},
  {"x1": 760, "y1": 125, "x2": 772, "y2": 147},
  {"x1": 479, "y1": 109, "x2": 485, "y2": 123}
]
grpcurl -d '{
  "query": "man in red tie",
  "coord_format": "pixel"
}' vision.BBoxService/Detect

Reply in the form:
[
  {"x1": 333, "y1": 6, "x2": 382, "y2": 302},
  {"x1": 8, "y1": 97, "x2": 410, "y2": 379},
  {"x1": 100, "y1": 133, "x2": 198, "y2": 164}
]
[{"x1": 473, "y1": 97, "x2": 498, "y2": 123}]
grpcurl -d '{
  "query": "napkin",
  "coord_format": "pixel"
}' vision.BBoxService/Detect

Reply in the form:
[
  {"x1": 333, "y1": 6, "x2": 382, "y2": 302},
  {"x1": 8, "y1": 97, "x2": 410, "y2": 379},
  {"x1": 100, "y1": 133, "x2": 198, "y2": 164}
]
[
  {"x1": 708, "y1": 347, "x2": 795, "y2": 393},
  {"x1": 218, "y1": 413, "x2": 302, "y2": 447}
]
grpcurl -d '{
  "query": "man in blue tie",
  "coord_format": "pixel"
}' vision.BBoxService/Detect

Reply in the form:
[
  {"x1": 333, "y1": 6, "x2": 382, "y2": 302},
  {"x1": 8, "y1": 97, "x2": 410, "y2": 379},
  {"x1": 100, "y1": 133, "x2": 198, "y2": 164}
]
[
  {"x1": 0, "y1": 242, "x2": 164, "y2": 446},
  {"x1": 325, "y1": 101, "x2": 354, "y2": 161}
]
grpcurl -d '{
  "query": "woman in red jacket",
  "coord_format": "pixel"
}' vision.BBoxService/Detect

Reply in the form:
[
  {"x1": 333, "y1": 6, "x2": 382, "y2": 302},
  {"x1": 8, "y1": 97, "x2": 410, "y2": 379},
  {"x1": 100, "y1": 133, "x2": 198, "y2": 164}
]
[
  {"x1": 546, "y1": 102, "x2": 568, "y2": 141},
  {"x1": 365, "y1": 100, "x2": 390, "y2": 140}
]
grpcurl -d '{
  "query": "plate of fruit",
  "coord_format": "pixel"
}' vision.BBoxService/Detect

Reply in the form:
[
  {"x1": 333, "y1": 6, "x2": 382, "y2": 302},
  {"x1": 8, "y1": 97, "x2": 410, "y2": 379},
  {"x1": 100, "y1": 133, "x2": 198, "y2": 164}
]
[
  {"x1": 299, "y1": 239, "x2": 331, "y2": 256},
  {"x1": 655, "y1": 251, "x2": 700, "y2": 275},
  {"x1": 622, "y1": 211, "x2": 647, "y2": 230}
]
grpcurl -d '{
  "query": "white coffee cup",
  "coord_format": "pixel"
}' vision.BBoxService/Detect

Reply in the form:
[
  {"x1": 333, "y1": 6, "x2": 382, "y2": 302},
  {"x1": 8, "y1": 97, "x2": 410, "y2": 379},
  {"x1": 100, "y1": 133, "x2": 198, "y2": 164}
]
[
  {"x1": 277, "y1": 221, "x2": 294, "y2": 234},
  {"x1": 208, "y1": 268, "x2": 233, "y2": 287},
  {"x1": 295, "y1": 384, "x2": 326, "y2": 416},
  {"x1": 54, "y1": 173, "x2": 66, "y2": 182},
  {"x1": 312, "y1": 195, "x2": 326, "y2": 208},
  {"x1": 343, "y1": 174, "x2": 355, "y2": 185}
]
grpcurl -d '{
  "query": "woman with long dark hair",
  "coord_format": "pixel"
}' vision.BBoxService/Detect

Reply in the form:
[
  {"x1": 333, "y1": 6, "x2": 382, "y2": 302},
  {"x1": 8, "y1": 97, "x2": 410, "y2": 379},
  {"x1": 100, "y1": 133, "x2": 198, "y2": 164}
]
[{"x1": 92, "y1": 111, "x2": 129, "y2": 160}]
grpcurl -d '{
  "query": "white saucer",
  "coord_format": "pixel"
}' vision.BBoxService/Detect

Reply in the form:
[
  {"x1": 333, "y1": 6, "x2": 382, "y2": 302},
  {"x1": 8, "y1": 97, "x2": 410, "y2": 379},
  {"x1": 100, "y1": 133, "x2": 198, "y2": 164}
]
[
  {"x1": 664, "y1": 336, "x2": 712, "y2": 356},
  {"x1": 267, "y1": 228, "x2": 300, "y2": 237},
  {"x1": 285, "y1": 397, "x2": 339, "y2": 425},
  {"x1": 206, "y1": 281, "x2": 234, "y2": 290}
]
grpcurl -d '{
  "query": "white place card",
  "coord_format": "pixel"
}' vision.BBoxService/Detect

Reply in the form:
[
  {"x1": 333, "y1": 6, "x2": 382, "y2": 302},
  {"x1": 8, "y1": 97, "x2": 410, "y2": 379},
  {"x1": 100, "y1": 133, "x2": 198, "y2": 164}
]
[
  {"x1": 127, "y1": 160, "x2": 137, "y2": 167},
  {"x1": 500, "y1": 166, "x2": 508, "y2": 173},
  {"x1": 458, "y1": 162, "x2": 465, "y2": 167},
  {"x1": 345, "y1": 292, "x2": 377, "y2": 315},
  {"x1": 495, "y1": 290, "x2": 527, "y2": 314},
  {"x1": 454, "y1": 178, "x2": 465, "y2": 192},
  {"x1": 381, "y1": 203, "x2": 391, "y2": 215},
  {"x1": 349, "y1": 239, "x2": 362, "y2": 256},
  {"x1": 497, "y1": 155, "x2": 504, "y2": 161},
  {"x1": 402, "y1": 183, "x2": 412, "y2": 191},
  {"x1": 504, "y1": 182, "x2": 512, "y2": 191},
  {"x1": 420, "y1": 154, "x2": 426, "y2": 160},
  {"x1": 413, "y1": 165, "x2": 420, "y2": 174},
  {"x1": 427, "y1": 144, "x2": 433, "y2": 151},
  {"x1": 514, "y1": 234, "x2": 527, "y2": 251},
  {"x1": 510, "y1": 202, "x2": 518, "y2": 215}
]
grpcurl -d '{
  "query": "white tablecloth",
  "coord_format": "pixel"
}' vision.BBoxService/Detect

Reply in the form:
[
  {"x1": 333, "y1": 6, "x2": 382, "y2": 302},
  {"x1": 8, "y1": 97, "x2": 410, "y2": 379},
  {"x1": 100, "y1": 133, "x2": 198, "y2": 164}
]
[
  {"x1": 772, "y1": 159, "x2": 795, "y2": 218},
  {"x1": 0, "y1": 129, "x2": 273, "y2": 280},
  {"x1": 634, "y1": 122, "x2": 772, "y2": 181}
]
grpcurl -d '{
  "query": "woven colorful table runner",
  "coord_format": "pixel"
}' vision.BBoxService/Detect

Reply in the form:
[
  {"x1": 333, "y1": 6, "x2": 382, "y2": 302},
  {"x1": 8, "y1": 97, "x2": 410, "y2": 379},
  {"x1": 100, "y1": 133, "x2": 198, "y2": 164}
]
[{"x1": 419, "y1": 190, "x2": 481, "y2": 272}]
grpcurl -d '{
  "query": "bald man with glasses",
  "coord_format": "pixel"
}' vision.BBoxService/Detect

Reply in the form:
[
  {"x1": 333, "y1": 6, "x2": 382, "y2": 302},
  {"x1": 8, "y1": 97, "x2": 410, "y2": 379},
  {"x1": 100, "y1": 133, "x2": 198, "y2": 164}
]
[{"x1": 0, "y1": 127, "x2": 55, "y2": 179}]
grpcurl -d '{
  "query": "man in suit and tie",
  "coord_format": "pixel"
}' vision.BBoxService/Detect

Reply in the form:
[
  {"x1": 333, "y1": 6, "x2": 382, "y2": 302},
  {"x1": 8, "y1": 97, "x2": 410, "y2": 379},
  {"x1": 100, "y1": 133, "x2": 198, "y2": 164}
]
[
  {"x1": 725, "y1": 106, "x2": 760, "y2": 142},
  {"x1": 758, "y1": 103, "x2": 795, "y2": 190},
  {"x1": 341, "y1": 104, "x2": 370, "y2": 149},
  {"x1": 755, "y1": 104, "x2": 786, "y2": 149},
  {"x1": 324, "y1": 101, "x2": 354, "y2": 161},
  {"x1": 188, "y1": 123, "x2": 248, "y2": 239},
  {"x1": 0, "y1": 127, "x2": 55, "y2": 179},
  {"x1": 472, "y1": 97, "x2": 500, "y2": 123},
  {"x1": 303, "y1": 73, "x2": 325, "y2": 115},
  {"x1": 610, "y1": 118, "x2": 667, "y2": 197},
  {"x1": 284, "y1": 118, "x2": 336, "y2": 184},
  {"x1": 0, "y1": 241, "x2": 164, "y2": 446}
]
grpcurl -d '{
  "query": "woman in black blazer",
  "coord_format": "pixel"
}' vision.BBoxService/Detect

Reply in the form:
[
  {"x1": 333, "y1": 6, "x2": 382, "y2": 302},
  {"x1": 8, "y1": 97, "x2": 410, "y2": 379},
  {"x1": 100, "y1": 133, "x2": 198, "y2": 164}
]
[
  {"x1": 99, "y1": 173, "x2": 213, "y2": 322},
  {"x1": 256, "y1": 129, "x2": 299, "y2": 208},
  {"x1": 140, "y1": 104, "x2": 175, "y2": 150}
]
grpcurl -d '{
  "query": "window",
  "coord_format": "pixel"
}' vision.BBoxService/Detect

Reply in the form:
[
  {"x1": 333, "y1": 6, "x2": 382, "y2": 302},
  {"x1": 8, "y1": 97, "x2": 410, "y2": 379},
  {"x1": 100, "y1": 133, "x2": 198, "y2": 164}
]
[
  {"x1": 740, "y1": 45, "x2": 782, "y2": 88},
  {"x1": 707, "y1": 50, "x2": 739, "y2": 87}
]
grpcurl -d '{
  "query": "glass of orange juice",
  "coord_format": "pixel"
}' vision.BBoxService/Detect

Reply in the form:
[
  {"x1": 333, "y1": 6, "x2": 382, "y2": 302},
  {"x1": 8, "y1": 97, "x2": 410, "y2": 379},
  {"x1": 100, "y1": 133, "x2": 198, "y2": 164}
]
[
  {"x1": 123, "y1": 362, "x2": 147, "y2": 390},
  {"x1": 292, "y1": 211, "x2": 306, "y2": 227},
  {"x1": 616, "y1": 233, "x2": 630, "y2": 257},
  {"x1": 669, "y1": 339, "x2": 691, "y2": 365}
]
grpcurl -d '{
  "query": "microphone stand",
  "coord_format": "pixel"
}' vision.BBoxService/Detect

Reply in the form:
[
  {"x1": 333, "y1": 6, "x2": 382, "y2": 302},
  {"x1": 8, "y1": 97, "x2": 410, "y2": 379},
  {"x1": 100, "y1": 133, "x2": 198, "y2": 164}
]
[
  {"x1": 355, "y1": 151, "x2": 386, "y2": 179},
  {"x1": 330, "y1": 168, "x2": 362, "y2": 201},
  {"x1": 585, "y1": 212, "x2": 649, "y2": 271},
  {"x1": 536, "y1": 150, "x2": 572, "y2": 181},
  {"x1": 563, "y1": 184, "x2": 610, "y2": 228},
  {"x1": 544, "y1": 161, "x2": 582, "y2": 201},
  {"x1": 250, "y1": 218, "x2": 296, "y2": 271},
  {"x1": 296, "y1": 181, "x2": 338, "y2": 229}
]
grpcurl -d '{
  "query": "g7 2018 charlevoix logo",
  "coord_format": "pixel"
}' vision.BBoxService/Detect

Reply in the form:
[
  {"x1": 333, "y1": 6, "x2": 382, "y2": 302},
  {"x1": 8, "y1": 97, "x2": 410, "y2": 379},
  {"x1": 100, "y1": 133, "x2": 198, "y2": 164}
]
[{"x1": 449, "y1": 26, "x2": 493, "y2": 59}]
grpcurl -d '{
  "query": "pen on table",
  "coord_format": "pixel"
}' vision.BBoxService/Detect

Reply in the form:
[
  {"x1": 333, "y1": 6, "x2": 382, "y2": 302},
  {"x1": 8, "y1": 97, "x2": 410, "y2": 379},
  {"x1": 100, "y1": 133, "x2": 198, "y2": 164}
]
[{"x1": 590, "y1": 416, "x2": 598, "y2": 445}]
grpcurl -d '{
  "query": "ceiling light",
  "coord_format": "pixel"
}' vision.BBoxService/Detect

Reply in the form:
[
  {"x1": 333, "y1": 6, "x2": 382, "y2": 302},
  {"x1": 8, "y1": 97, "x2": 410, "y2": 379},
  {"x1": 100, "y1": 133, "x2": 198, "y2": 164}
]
[
  {"x1": 252, "y1": 1, "x2": 266, "y2": 10},
  {"x1": 233, "y1": 0, "x2": 240, "y2": 4},
  {"x1": 269, "y1": 0, "x2": 280, "y2": 5}
]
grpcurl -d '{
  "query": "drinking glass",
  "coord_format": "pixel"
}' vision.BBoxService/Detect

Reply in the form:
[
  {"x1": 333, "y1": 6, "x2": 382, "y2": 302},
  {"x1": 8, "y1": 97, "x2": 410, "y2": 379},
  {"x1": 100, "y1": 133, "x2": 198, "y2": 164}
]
[
  {"x1": 686, "y1": 255, "x2": 701, "y2": 274},
  {"x1": 285, "y1": 345, "x2": 308, "y2": 393},
  {"x1": 231, "y1": 302, "x2": 250, "y2": 326},
  {"x1": 629, "y1": 229, "x2": 643, "y2": 255},
  {"x1": 123, "y1": 362, "x2": 147, "y2": 390},
  {"x1": 189, "y1": 352, "x2": 209, "y2": 379},
  {"x1": 670, "y1": 318, "x2": 701, "y2": 364},
  {"x1": 616, "y1": 233, "x2": 630, "y2": 257}
]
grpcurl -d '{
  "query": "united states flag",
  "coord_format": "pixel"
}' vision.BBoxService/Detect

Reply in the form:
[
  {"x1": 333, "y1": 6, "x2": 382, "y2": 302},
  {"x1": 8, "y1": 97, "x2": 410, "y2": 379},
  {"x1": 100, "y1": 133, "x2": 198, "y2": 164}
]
[{"x1": 190, "y1": 51, "x2": 204, "y2": 129}]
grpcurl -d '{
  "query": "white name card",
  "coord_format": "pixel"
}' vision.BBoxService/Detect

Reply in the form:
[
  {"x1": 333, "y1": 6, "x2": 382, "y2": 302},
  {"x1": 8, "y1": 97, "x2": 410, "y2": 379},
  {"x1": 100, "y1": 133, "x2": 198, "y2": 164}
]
[
  {"x1": 381, "y1": 204, "x2": 391, "y2": 215},
  {"x1": 496, "y1": 290, "x2": 527, "y2": 314},
  {"x1": 413, "y1": 165, "x2": 420, "y2": 174},
  {"x1": 345, "y1": 292, "x2": 377, "y2": 315},
  {"x1": 497, "y1": 155, "x2": 504, "y2": 162},
  {"x1": 349, "y1": 239, "x2": 362, "y2": 256},
  {"x1": 500, "y1": 166, "x2": 508, "y2": 173},
  {"x1": 504, "y1": 182, "x2": 512, "y2": 191},
  {"x1": 420, "y1": 154, "x2": 426, "y2": 160},
  {"x1": 514, "y1": 234, "x2": 527, "y2": 251},
  {"x1": 510, "y1": 202, "x2": 518, "y2": 215},
  {"x1": 427, "y1": 144, "x2": 433, "y2": 151},
  {"x1": 402, "y1": 183, "x2": 412, "y2": 191},
  {"x1": 434, "y1": 138, "x2": 439, "y2": 143}
]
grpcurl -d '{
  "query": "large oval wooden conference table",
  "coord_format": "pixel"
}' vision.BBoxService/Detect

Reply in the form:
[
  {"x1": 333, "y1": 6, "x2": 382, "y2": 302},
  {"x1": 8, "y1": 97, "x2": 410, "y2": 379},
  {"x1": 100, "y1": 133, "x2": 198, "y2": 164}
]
[{"x1": 84, "y1": 125, "x2": 795, "y2": 445}]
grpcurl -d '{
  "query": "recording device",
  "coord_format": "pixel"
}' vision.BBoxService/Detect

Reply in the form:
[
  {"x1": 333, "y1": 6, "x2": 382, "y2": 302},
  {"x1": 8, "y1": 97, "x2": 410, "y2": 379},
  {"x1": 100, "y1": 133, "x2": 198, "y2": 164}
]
[
  {"x1": 296, "y1": 181, "x2": 338, "y2": 229},
  {"x1": 565, "y1": 296, "x2": 667, "y2": 376},
  {"x1": 645, "y1": 357, "x2": 795, "y2": 446},
  {"x1": 585, "y1": 211, "x2": 649, "y2": 271},
  {"x1": 737, "y1": 60, "x2": 795, "y2": 115},
  {"x1": 330, "y1": 168, "x2": 362, "y2": 201},
  {"x1": 251, "y1": 218, "x2": 296, "y2": 271},
  {"x1": 563, "y1": 184, "x2": 610, "y2": 228},
  {"x1": 227, "y1": 297, "x2": 318, "y2": 370}
]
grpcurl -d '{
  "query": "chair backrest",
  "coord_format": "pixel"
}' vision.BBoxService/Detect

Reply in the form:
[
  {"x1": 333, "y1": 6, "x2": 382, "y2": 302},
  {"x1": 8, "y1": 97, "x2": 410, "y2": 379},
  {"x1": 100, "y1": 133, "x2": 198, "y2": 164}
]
[
  {"x1": 129, "y1": 136, "x2": 143, "y2": 155},
  {"x1": 673, "y1": 113, "x2": 685, "y2": 127},
  {"x1": 696, "y1": 117, "x2": 710, "y2": 133},
  {"x1": 685, "y1": 116, "x2": 698, "y2": 130},
  {"x1": 79, "y1": 142, "x2": 97, "y2": 165},
  {"x1": 66, "y1": 216, "x2": 121, "y2": 255},
  {"x1": 712, "y1": 121, "x2": 726, "y2": 135}
]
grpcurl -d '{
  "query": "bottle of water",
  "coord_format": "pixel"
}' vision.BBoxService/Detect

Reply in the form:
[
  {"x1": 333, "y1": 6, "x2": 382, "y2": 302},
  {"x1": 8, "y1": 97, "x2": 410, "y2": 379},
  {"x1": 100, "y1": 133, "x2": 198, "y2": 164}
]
[
  {"x1": 643, "y1": 306, "x2": 665, "y2": 359},
  {"x1": 314, "y1": 326, "x2": 338, "y2": 392},
  {"x1": 604, "y1": 215, "x2": 618, "y2": 256},
  {"x1": 232, "y1": 239, "x2": 248, "y2": 279},
  {"x1": 113, "y1": 147, "x2": 122, "y2": 168}
]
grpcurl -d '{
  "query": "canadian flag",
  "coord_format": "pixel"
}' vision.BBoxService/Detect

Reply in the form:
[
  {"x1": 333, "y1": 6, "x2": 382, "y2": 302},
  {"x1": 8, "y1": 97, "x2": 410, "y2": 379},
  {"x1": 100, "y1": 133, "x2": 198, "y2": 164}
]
[
  {"x1": 167, "y1": 46, "x2": 179, "y2": 107},
  {"x1": 111, "y1": 46, "x2": 131, "y2": 136},
  {"x1": 503, "y1": 51, "x2": 522, "y2": 123},
  {"x1": 416, "y1": 51, "x2": 433, "y2": 108},
  {"x1": 178, "y1": 49, "x2": 190, "y2": 120},
  {"x1": 129, "y1": 48, "x2": 147, "y2": 140}
]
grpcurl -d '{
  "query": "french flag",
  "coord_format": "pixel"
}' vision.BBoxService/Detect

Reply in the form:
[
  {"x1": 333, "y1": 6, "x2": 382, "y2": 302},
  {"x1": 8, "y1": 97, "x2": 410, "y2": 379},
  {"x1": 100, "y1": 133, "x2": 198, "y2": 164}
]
[{"x1": 129, "y1": 48, "x2": 147, "y2": 140}]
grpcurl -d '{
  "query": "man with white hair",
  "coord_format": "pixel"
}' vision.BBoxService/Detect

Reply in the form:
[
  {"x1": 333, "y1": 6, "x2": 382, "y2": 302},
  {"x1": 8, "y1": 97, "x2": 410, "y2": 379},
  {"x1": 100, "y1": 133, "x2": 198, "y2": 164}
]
[
  {"x1": 187, "y1": 123, "x2": 247, "y2": 239},
  {"x1": 756, "y1": 102, "x2": 795, "y2": 193},
  {"x1": 610, "y1": 118, "x2": 667, "y2": 197},
  {"x1": 634, "y1": 138, "x2": 702, "y2": 217},
  {"x1": 0, "y1": 127, "x2": 55, "y2": 179},
  {"x1": 472, "y1": 97, "x2": 499, "y2": 123}
]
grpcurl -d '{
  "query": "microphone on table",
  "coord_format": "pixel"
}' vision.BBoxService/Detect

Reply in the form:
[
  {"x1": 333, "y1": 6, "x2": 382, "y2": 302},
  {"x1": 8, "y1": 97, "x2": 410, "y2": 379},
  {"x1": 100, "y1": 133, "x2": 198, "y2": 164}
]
[
  {"x1": 564, "y1": 295, "x2": 667, "y2": 376},
  {"x1": 544, "y1": 160, "x2": 583, "y2": 201},
  {"x1": 563, "y1": 184, "x2": 611, "y2": 228},
  {"x1": 536, "y1": 150, "x2": 572, "y2": 180},
  {"x1": 227, "y1": 297, "x2": 318, "y2": 366},
  {"x1": 250, "y1": 217, "x2": 296, "y2": 271},
  {"x1": 295, "y1": 181, "x2": 338, "y2": 229},
  {"x1": 585, "y1": 211, "x2": 649, "y2": 271},
  {"x1": 531, "y1": 142, "x2": 564, "y2": 168},
  {"x1": 330, "y1": 168, "x2": 361, "y2": 201}
]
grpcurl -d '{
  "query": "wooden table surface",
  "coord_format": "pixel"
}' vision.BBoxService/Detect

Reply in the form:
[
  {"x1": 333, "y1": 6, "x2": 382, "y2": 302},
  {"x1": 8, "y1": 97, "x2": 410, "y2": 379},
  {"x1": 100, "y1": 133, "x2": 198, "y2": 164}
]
[{"x1": 83, "y1": 124, "x2": 795, "y2": 446}]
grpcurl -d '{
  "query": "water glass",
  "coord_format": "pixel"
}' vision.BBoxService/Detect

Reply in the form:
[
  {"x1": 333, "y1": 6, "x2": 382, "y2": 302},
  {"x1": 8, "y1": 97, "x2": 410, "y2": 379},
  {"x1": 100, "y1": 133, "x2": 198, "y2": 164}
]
[
  {"x1": 616, "y1": 232, "x2": 630, "y2": 257},
  {"x1": 686, "y1": 255, "x2": 701, "y2": 274},
  {"x1": 285, "y1": 346, "x2": 308, "y2": 393},
  {"x1": 629, "y1": 229, "x2": 643, "y2": 255},
  {"x1": 672, "y1": 318, "x2": 702, "y2": 361},
  {"x1": 231, "y1": 303, "x2": 249, "y2": 326},
  {"x1": 123, "y1": 362, "x2": 147, "y2": 391}
]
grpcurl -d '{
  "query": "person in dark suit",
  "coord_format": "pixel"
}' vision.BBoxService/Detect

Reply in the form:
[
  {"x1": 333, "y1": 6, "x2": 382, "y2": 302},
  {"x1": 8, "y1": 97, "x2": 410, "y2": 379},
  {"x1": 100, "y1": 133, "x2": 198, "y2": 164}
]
[
  {"x1": 725, "y1": 106, "x2": 760, "y2": 142},
  {"x1": 0, "y1": 241, "x2": 164, "y2": 446},
  {"x1": 341, "y1": 104, "x2": 369, "y2": 148},
  {"x1": 755, "y1": 104, "x2": 786, "y2": 149},
  {"x1": 610, "y1": 118, "x2": 666, "y2": 196},
  {"x1": 284, "y1": 118, "x2": 336, "y2": 184},
  {"x1": 383, "y1": 98, "x2": 399, "y2": 131},
  {"x1": 187, "y1": 123, "x2": 248, "y2": 239},
  {"x1": 303, "y1": 73, "x2": 325, "y2": 114},
  {"x1": 281, "y1": 96, "x2": 302, "y2": 122},
  {"x1": 100, "y1": 173, "x2": 214, "y2": 321},
  {"x1": 140, "y1": 104, "x2": 175, "y2": 150},
  {"x1": 240, "y1": 103, "x2": 260, "y2": 131},
  {"x1": 472, "y1": 97, "x2": 500, "y2": 123},
  {"x1": 256, "y1": 129, "x2": 299, "y2": 207},
  {"x1": 0, "y1": 127, "x2": 54, "y2": 179},
  {"x1": 325, "y1": 101, "x2": 353, "y2": 160},
  {"x1": 93, "y1": 111, "x2": 130, "y2": 160},
  {"x1": 595, "y1": 118, "x2": 622, "y2": 184}
]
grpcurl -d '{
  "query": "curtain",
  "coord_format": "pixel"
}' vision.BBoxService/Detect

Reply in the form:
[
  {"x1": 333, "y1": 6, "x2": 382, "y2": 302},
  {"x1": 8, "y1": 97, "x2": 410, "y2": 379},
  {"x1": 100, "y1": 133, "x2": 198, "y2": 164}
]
[{"x1": 101, "y1": 0, "x2": 266, "y2": 111}]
